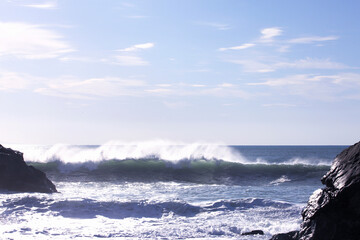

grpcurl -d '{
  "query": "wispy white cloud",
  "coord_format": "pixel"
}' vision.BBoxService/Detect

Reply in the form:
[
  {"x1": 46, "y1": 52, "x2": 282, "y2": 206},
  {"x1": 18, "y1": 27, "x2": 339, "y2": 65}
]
[
  {"x1": 56, "y1": 43, "x2": 154, "y2": 66},
  {"x1": 113, "y1": 55, "x2": 149, "y2": 66},
  {"x1": 39, "y1": 78, "x2": 251, "y2": 99},
  {"x1": 226, "y1": 59, "x2": 275, "y2": 73},
  {"x1": 218, "y1": 27, "x2": 283, "y2": 58},
  {"x1": 277, "y1": 45, "x2": 290, "y2": 53},
  {"x1": 113, "y1": 43, "x2": 154, "y2": 66},
  {"x1": 220, "y1": 27, "x2": 342, "y2": 74},
  {"x1": 38, "y1": 81, "x2": 251, "y2": 99},
  {"x1": 5, "y1": 68, "x2": 359, "y2": 102},
  {"x1": 35, "y1": 77, "x2": 146, "y2": 99},
  {"x1": 250, "y1": 73, "x2": 360, "y2": 87},
  {"x1": 0, "y1": 70, "x2": 38, "y2": 91},
  {"x1": 200, "y1": 87, "x2": 250, "y2": 98},
  {"x1": 145, "y1": 88, "x2": 172, "y2": 93},
  {"x1": 59, "y1": 56, "x2": 95, "y2": 62},
  {"x1": 156, "y1": 84, "x2": 172, "y2": 88},
  {"x1": 288, "y1": 36, "x2": 339, "y2": 44},
  {"x1": 0, "y1": 21, "x2": 74, "y2": 59},
  {"x1": 219, "y1": 43, "x2": 255, "y2": 51},
  {"x1": 187, "y1": 68, "x2": 211, "y2": 73},
  {"x1": 163, "y1": 101, "x2": 190, "y2": 109},
  {"x1": 218, "y1": 27, "x2": 281, "y2": 52},
  {"x1": 196, "y1": 21, "x2": 231, "y2": 30},
  {"x1": 248, "y1": 73, "x2": 360, "y2": 101},
  {"x1": 260, "y1": 27, "x2": 283, "y2": 42},
  {"x1": 118, "y1": 43, "x2": 154, "y2": 52},
  {"x1": 222, "y1": 103, "x2": 236, "y2": 106},
  {"x1": 9, "y1": 0, "x2": 58, "y2": 9},
  {"x1": 0, "y1": 69, "x2": 254, "y2": 100},
  {"x1": 44, "y1": 24, "x2": 75, "y2": 29},
  {"x1": 274, "y1": 58, "x2": 349, "y2": 70},
  {"x1": 23, "y1": 1, "x2": 57, "y2": 9},
  {"x1": 121, "y1": 2, "x2": 136, "y2": 8},
  {"x1": 227, "y1": 58, "x2": 349, "y2": 73},
  {"x1": 124, "y1": 15, "x2": 148, "y2": 19},
  {"x1": 262, "y1": 103, "x2": 296, "y2": 107},
  {"x1": 329, "y1": 73, "x2": 360, "y2": 85},
  {"x1": 218, "y1": 83, "x2": 235, "y2": 87},
  {"x1": 248, "y1": 74, "x2": 322, "y2": 86}
]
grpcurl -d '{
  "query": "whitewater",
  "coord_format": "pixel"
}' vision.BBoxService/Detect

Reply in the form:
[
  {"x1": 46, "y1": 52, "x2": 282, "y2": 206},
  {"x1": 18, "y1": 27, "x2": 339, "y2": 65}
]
[{"x1": 0, "y1": 141, "x2": 347, "y2": 239}]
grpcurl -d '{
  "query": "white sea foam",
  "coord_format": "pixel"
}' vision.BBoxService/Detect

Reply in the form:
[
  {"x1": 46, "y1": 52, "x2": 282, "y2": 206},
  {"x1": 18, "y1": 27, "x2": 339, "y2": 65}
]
[
  {"x1": 0, "y1": 181, "x2": 303, "y2": 239},
  {"x1": 270, "y1": 175, "x2": 291, "y2": 185}
]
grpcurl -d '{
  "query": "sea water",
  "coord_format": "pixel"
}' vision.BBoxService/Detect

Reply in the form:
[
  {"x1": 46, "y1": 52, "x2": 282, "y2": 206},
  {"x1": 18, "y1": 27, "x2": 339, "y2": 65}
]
[{"x1": 0, "y1": 142, "x2": 347, "y2": 239}]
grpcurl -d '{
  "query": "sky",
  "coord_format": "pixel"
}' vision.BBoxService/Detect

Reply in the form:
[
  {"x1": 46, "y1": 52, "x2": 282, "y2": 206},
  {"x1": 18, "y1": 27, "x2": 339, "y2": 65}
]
[{"x1": 0, "y1": 0, "x2": 359, "y2": 145}]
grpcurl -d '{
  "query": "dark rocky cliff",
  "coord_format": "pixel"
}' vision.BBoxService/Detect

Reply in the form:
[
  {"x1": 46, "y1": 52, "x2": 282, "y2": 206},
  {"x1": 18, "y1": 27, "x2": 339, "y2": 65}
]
[
  {"x1": 0, "y1": 144, "x2": 57, "y2": 193},
  {"x1": 271, "y1": 141, "x2": 360, "y2": 240}
]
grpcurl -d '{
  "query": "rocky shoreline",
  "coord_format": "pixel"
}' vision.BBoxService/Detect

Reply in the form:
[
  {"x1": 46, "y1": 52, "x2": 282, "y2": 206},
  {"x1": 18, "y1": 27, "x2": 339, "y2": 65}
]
[
  {"x1": 271, "y1": 141, "x2": 360, "y2": 240},
  {"x1": 0, "y1": 144, "x2": 57, "y2": 193}
]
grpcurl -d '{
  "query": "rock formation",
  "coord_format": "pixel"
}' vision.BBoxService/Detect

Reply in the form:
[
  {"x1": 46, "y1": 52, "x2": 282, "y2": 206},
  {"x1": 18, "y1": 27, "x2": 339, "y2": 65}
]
[
  {"x1": 271, "y1": 141, "x2": 360, "y2": 240},
  {"x1": 0, "y1": 144, "x2": 57, "y2": 193}
]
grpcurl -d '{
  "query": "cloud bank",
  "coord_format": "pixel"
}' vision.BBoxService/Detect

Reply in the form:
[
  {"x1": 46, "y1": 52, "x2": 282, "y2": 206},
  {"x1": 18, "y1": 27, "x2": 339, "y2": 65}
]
[{"x1": 0, "y1": 22, "x2": 73, "y2": 59}]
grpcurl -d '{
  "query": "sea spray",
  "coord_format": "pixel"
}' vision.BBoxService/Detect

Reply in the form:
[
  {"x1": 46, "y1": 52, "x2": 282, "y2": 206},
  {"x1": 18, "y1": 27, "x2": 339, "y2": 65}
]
[
  {"x1": 11, "y1": 140, "x2": 245, "y2": 164},
  {"x1": 0, "y1": 145, "x2": 347, "y2": 239},
  {"x1": 7, "y1": 142, "x2": 335, "y2": 184}
]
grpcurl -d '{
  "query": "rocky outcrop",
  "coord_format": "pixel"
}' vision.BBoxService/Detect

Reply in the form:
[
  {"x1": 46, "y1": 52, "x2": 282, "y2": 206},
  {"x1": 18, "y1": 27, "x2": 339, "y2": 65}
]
[
  {"x1": 271, "y1": 141, "x2": 360, "y2": 240},
  {"x1": 0, "y1": 144, "x2": 57, "y2": 193},
  {"x1": 270, "y1": 231, "x2": 298, "y2": 240}
]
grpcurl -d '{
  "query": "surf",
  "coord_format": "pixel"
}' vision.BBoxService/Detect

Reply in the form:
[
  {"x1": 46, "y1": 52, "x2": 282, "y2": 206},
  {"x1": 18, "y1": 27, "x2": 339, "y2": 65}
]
[{"x1": 9, "y1": 141, "x2": 336, "y2": 184}]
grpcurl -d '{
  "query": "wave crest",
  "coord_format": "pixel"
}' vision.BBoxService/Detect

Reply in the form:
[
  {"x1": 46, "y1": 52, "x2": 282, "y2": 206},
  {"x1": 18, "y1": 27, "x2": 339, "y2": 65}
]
[{"x1": 14, "y1": 140, "x2": 245, "y2": 164}]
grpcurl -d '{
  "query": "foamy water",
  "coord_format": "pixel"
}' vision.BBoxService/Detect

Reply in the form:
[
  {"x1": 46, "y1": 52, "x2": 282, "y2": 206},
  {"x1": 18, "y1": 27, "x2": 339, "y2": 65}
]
[
  {"x1": 0, "y1": 143, "x2": 347, "y2": 239},
  {"x1": 0, "y1": 182, "x2": 304, "y2": 239}
]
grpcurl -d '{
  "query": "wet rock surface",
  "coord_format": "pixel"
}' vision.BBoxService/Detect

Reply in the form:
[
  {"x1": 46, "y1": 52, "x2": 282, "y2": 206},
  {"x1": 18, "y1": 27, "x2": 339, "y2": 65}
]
[
  {"x1": 0, "y1": 144, "x2": 57, "y2": 193},
  {"x1": 270, "y1": 231, "x2": 298, "y2": 240},
  {"x1": 241, "y1": 230, "x2": 264, "y2": 236},
  {"x1": 271, "y1": 141, "x2": 360, "y2": 240}
]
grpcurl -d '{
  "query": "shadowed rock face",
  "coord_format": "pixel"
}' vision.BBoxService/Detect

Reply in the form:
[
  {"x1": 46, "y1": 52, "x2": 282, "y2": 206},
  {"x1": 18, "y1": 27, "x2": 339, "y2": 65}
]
[
  {"x1": 271, "y1": 141, "x2": 360, "y2": 240},
  {"x1": 0, "y1": 144, "x2": 57, "y2": 193}
]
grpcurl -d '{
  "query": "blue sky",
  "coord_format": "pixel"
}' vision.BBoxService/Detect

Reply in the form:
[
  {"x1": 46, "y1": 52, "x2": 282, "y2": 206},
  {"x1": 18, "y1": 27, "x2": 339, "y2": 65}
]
[{"x1": 0, "y1": 0, "x2": 359, "y2": 145}]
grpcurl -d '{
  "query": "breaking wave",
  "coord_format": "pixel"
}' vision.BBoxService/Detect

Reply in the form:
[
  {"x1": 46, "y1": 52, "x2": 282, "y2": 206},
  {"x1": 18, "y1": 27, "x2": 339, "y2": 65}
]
[
  {"x1": 9, "y1": 141, "x2": 332, "y2": 184},
  {"x1": 14, "y1": 140, "x2": 246, "y2": 164}
]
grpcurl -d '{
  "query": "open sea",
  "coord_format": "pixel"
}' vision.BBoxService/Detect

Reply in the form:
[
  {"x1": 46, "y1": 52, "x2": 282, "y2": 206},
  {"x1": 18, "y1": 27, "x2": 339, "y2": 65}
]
[{"x1": 0, "y1": 141, "x2": 347, "y2": 239}]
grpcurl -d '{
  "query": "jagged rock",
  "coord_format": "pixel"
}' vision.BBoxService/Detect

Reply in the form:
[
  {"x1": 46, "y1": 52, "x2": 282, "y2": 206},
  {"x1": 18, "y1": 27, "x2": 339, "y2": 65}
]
[
  {"x1": 271, "y1": 141, "x2": 360, "y2": 240},
  {"x1": 0, "y1": 144, "x2": 57, "y2": 193},
  {"x1": 241, "y1": 230, "x2": 264, "y2": 235},
  {"x1": 270, "y1": 231, "x2": 298, "y2": 240}
]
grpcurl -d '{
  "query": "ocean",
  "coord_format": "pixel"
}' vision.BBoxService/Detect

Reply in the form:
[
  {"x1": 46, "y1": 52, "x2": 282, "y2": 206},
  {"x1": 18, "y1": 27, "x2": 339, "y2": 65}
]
[{"x1": 0, "y1": 142, "x2": 347, "y2": 239}]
